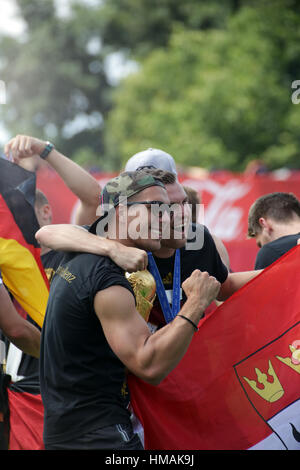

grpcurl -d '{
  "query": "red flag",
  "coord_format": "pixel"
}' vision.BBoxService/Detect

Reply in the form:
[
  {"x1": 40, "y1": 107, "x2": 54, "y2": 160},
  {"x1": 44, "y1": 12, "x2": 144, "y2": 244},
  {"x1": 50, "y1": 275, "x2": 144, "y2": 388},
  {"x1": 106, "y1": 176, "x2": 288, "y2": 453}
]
[
  {"x1": 128, "y1": 245, "x2": 300, "y2": 450},
  {"x1": 7, "y1": 390, "x2": 44, "y2": 450}
]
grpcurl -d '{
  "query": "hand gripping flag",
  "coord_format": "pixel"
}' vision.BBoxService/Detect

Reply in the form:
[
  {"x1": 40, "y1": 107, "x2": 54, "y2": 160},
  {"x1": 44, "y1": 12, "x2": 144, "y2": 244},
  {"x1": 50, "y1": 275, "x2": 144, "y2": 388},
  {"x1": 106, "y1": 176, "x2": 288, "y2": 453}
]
[
  {"x1": 0, "y1": 158, "x2": 49, "y2": 328},
  {"x1": 128, "y1": 245, "x2": 300, "y2": 450}
]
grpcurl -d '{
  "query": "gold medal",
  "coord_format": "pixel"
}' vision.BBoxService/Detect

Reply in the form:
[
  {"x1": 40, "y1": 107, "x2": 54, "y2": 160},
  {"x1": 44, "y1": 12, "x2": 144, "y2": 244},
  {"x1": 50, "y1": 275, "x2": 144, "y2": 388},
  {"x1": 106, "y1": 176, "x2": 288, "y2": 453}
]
[{"x1": 125, "y1": 270, "x2": 156, "y2": 322}]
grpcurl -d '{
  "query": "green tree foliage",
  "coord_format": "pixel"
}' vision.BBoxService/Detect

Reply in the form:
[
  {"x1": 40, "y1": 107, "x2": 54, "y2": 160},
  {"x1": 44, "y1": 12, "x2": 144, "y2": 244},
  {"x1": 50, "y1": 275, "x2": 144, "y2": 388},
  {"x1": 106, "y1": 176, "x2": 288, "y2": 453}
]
[
  {"x1": 98, "y1": 0, "x2": 238, "y2": 58},
  {"x1": 0, "y1": 0, "x2": 299, "y2": 171},
  {"x1": 105, "y1": 0, "x2": 300, "y2": 170},
  {"x1": 0, "y1": 0, "x2": 111, "y2": 167}
]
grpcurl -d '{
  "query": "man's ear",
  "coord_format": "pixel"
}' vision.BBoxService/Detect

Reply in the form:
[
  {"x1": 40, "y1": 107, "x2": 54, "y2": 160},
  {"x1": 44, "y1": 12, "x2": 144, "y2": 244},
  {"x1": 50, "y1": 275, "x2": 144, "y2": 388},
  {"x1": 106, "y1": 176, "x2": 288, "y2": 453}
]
[
  {"x1": 259, "y1": 217, "x2": 274, "y2": 235},
  {"x1": 258, "y1": 217, "x2": 269, "y2": 230},
  {"x1": 42, "y1": 204, "x2": 53, "y2": 224}
]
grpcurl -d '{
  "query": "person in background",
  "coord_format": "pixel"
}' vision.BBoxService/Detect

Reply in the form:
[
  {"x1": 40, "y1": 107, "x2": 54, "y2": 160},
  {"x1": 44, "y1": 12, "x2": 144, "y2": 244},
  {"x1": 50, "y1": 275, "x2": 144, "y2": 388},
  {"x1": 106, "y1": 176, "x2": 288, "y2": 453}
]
[
  {"x1": 126, "y1": 148, "x2": 231, "y2": 270},
  {"x1": 183, "y1": 185, "x2": 231, "y2": 271},
  {"x1": 183, "y1": 186, "x2": 200, "y2": 224},
  {"x1": 247, "y1": 192, "x2": 300, "y2": 269},
  {"x1": 125, "y1": 148, "x2": 178, "y2": 176}
]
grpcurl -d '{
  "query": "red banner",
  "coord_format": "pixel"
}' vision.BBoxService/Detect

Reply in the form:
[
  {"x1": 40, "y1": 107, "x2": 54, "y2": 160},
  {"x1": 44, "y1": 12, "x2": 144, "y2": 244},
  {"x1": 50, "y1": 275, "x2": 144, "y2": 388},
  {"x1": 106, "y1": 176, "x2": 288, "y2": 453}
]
[
  {"x1": 36, "y1": 168, "x2": 300, "y2": 271},
  {"x1": 128, "y1": 246, "x2": 300, "y2": 450}
]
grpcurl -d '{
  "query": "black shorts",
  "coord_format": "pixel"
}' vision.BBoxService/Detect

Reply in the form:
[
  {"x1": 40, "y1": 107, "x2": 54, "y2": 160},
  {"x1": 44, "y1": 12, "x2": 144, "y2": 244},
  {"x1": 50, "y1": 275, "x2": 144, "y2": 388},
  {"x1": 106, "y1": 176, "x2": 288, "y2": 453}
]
[{"x1": 45, "y1": 423, "x2": 144, "y2": 450}]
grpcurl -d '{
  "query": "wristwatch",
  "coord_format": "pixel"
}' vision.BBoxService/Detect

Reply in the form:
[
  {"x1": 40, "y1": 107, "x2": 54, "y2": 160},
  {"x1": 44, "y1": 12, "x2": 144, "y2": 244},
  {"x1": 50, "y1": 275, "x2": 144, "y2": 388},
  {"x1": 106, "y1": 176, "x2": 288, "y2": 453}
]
[{"x1": 40, "y1": 141, "x2": 55, "y2": 160}]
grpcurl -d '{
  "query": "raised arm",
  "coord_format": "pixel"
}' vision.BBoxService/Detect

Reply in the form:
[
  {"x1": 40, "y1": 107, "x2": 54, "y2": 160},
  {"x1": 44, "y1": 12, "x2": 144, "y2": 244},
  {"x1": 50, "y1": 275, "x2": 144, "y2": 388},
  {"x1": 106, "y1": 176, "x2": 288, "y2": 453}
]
[
  {"x1": 4, "y1": 135, "x2": 101, "y2": 225},
  {"x1": 35, "y1": 224, "x2": 149, "y2": 272},
  {"x1": 94, "y1": 270, "x2": 220, "y2": 385},
  {"x1": 0, "y1": 284, "x2": 40, "y2": 358}
]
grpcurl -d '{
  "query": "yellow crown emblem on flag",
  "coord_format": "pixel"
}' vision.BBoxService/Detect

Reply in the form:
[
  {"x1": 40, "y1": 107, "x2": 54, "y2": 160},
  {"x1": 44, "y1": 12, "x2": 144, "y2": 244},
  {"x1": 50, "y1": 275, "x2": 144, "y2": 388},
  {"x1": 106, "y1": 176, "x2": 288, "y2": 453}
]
[{"x1": 243, "y1": 360, "x2": 284, "y2": 403}]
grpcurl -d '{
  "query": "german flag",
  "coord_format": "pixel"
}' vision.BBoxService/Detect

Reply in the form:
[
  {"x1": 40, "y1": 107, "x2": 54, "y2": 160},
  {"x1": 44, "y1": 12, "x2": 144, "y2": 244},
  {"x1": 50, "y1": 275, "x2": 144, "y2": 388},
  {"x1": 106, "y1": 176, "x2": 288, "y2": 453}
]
[{"x1": 0, "y1": 158, "x2": 49, "y2": 328}]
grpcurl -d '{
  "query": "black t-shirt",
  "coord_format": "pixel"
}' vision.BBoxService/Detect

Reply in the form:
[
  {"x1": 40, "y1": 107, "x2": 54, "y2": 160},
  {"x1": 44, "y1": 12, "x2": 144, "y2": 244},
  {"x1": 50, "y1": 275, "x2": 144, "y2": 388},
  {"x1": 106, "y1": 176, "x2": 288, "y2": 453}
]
[
  {"x1": 39, "y1": 251, "x2": 135, "y2": 445},
  {"x1": 8, "y1": 249, "x2": 64, "y2": 394},
  {"x1": 148, "y1": 225, "x2": 228, "y2": 329},
  {"x1": 254, "y1": 233, "x2": 300, "y2": 270},
  {"x1": 41, "y1": 249, "x2": 65, "y2": 284}
]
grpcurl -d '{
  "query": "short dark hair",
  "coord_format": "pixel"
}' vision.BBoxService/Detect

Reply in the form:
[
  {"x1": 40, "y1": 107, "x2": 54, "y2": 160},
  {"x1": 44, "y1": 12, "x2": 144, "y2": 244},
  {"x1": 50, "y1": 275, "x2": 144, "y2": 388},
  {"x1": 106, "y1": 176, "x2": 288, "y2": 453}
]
[
  {"x1": 138, "y1": 168, "x2": 176, "y2": 185},
  {"x1": 248, "y1": 192, "x2": 300, "y2": 237},
  {"x1": 35, "y1": 189, "x2": 49, "y2": 208}
]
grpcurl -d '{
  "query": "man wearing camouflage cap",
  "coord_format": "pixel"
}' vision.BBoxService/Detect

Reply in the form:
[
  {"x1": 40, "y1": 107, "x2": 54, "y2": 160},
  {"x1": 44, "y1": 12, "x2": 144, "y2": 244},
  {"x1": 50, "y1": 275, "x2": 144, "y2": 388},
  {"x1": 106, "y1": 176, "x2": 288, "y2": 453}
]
[{"x1": 39, "y1": 171, "x2": 220, "y2": 450}]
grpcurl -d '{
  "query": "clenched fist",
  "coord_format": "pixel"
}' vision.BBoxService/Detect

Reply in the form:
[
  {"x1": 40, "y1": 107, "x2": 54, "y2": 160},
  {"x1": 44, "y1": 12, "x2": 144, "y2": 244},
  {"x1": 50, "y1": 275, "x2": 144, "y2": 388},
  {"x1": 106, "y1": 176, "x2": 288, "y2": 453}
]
[
  {"x1": 182, "y1": 269, "x2": 220, "y2": 312},
  {"x1": 5, "y1": 135, "x2": 48, "y2": 164},
  {"x1": 108, "y1": 242, "x2": 148, "y2": 272}
]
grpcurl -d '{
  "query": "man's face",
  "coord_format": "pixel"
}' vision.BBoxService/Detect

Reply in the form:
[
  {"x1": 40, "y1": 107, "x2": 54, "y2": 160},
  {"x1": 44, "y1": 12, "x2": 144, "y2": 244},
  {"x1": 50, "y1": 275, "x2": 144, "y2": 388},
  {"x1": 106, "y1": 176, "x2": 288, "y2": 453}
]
[
  {"x1": 160, "y1": 182, "x2": 191, "y2": 249},
  {"x1": 255, "y1": 230, "x2": 274, "y2": 248},
  {"x1": 122, "y1": 185, "x2": 171, "y2": 252}
]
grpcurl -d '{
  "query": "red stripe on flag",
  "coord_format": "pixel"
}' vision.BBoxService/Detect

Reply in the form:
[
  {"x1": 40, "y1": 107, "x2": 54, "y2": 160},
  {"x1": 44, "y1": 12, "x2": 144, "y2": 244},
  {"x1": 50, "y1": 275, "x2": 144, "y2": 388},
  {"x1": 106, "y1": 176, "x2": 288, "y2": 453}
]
[{"x1": 7, "y1": 390, "x2": 44, "y2": 450}]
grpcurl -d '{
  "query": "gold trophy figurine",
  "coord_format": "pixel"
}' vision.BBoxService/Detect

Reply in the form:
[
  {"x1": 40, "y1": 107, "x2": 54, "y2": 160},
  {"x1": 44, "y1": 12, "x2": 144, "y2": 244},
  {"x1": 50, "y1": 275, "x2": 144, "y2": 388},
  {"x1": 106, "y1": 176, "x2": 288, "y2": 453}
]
[{"x1": 125, "y1": 270, "x2": 156, "y2": 322}]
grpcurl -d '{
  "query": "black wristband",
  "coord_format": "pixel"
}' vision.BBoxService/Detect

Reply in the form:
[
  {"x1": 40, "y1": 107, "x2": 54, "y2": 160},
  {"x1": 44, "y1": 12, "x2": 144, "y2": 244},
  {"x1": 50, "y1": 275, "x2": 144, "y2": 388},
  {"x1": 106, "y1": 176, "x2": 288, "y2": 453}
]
[
  {"x1": 40, "y1": 142, "x2": 55, "y2": 160},
  {"x1": 177, "y1": 314, "x2": 199, "y2": 332}
]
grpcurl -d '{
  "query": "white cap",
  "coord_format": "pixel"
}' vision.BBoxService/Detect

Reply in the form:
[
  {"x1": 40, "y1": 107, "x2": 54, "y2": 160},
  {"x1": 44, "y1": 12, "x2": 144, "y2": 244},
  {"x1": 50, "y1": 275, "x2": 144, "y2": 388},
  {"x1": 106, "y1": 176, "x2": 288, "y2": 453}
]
[{"x1": 125, "y1": 148, "x2": 177, "y2": 175}]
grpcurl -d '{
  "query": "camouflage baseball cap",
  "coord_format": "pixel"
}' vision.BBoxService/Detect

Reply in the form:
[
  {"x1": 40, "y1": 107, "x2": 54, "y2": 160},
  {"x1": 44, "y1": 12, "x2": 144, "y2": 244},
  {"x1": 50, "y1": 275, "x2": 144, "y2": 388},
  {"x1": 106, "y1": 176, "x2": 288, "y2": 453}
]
[{"x1": 89, "y1": 171, "x2": 165, "y2": 234}]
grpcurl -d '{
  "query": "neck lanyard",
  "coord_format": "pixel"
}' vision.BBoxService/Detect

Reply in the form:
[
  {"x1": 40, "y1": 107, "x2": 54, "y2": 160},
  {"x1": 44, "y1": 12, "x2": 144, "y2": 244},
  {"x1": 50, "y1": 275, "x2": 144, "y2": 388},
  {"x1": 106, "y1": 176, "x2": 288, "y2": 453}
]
[{"x1": 147, "y1": 249, "x2": 181, "y2": 324}]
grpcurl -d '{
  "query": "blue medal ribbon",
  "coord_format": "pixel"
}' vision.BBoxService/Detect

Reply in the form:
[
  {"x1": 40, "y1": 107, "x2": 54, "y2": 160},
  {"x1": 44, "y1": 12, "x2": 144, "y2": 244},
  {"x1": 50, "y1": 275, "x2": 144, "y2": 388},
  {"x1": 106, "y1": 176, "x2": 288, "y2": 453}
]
[{"x1": 147, "y1": 249, "x2": 181, "y2": 324}]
